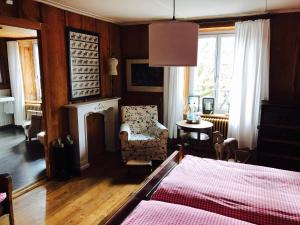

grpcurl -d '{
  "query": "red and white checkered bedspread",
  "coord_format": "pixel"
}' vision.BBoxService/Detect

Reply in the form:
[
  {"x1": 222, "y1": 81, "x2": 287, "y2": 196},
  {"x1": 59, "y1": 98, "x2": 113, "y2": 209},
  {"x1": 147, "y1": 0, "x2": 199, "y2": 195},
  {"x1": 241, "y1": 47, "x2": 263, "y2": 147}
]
[
  {"x1": 151, "y1": 155, "x2": 300, "y2": 225},
  {"x1": 0, "y1": 193, "x2": 6, "y2": 203},
  {"x1": 121, "y1": 200, "x2": 254, "y2": 225}
]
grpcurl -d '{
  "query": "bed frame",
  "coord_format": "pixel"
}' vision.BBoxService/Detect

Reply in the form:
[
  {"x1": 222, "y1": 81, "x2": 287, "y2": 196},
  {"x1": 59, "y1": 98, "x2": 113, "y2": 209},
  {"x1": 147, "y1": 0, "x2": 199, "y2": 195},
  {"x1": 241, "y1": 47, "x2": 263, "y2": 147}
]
[
  {"x1": 103, "y1": 147, "x2": 184, "y2": 225},
  {"x1": 0, "y1": 173, "x2": 14, "y2": 225}
]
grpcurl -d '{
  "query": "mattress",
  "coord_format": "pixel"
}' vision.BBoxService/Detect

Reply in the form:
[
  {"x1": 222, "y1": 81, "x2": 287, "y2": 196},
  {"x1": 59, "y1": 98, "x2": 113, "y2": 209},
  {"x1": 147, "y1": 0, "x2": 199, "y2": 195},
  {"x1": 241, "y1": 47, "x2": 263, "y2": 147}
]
[
  {"x1": 121, "y1": 200, "x2": 254, "y2": 225},
  {"x1": 151, "y1": 155, "x2": 300, "y2": 225}
]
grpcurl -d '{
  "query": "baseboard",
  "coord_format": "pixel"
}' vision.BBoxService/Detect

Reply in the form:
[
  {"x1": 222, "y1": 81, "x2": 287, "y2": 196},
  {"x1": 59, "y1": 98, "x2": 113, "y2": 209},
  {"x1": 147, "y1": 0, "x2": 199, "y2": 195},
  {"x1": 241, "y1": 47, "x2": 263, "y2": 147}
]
[
  {"x1": 0, "y1": 124, "x2": 16, "y2": 130},
  {"x1": 12, "y1": 177, "x2": 47, "y2": 199}
]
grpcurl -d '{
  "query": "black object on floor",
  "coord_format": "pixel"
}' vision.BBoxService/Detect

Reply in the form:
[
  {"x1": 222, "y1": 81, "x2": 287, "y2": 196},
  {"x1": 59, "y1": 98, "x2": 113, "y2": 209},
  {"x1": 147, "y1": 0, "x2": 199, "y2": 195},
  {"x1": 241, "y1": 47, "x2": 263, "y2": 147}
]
[{"x1": 53, "y1": 137, "x2": 77, "y2": 181}]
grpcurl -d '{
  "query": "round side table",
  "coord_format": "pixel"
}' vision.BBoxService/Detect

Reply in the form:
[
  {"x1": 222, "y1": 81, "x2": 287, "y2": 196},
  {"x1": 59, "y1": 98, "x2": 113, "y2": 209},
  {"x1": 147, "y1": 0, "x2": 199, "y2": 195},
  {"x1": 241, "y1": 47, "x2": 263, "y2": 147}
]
[{"x1": 176, "y1": 120, "x2": 214, "y2": 155}]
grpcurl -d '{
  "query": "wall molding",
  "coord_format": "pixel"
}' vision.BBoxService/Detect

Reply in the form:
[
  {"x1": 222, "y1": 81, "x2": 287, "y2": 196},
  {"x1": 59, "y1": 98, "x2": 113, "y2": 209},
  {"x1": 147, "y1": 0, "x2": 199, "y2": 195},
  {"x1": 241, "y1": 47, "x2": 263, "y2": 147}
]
[
  {"x1": 34, "y1": 0, "x2": 122, "y2": 24},
  {"x1": 34, "y1": 0, "x2": 300, "y2": 26}
]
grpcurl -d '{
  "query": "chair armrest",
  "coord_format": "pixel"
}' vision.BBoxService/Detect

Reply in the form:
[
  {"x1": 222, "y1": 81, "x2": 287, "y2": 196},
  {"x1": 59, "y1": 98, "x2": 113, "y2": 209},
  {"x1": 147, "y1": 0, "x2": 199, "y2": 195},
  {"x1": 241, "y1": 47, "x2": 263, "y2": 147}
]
[
  {"x1": 154, "y1": 122, "x2": 168, "y2": 139},
  {"x1": 119, "y1": 123, "x2": 131, "y2": 140}
]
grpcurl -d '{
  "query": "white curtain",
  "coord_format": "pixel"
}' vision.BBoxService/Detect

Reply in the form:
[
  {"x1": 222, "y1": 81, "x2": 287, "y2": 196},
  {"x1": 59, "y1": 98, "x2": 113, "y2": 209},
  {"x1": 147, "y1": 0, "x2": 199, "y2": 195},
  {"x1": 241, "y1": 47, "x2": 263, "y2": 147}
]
[
  {"x1": 164, "y1": 67, "x2": 185, "y2": 138},
  {"x1": 33, "y1": 42, "x2": 42, "y2": 101},
  {"x1": 228, "y1": 19, "x2": 270, "y2": 149},
  {"x1": 7, "y1": 41, "x2": 26, "y2": 126}
]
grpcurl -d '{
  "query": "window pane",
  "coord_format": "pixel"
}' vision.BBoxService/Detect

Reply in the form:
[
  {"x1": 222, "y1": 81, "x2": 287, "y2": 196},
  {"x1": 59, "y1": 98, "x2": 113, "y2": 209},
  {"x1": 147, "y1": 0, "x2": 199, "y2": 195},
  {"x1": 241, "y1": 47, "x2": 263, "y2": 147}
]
[
  {"x1": 216, "y1": 35, "x2": 235, "y2": 113},
  {"x1": 193, "y1": 36, "x2": 216, "y2": 98}
]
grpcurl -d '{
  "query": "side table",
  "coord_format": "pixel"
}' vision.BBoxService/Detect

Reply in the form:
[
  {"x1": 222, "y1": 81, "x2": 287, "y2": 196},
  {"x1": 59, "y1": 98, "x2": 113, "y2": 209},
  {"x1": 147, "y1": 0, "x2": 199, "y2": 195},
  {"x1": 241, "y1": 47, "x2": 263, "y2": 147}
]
[{"x1": 176, "y1": 120, "x2": 214, "y2": 156}]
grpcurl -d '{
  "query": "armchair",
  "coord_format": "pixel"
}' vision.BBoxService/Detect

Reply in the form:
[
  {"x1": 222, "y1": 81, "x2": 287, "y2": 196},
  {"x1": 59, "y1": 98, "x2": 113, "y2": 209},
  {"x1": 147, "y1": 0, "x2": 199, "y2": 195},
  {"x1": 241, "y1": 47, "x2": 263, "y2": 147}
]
[
  {"x1": 120, "y1": 105, "x2": 168, "y2": 162},
  {"x1": 23, "y1": 114, "x2": 43, "y2": 143}
]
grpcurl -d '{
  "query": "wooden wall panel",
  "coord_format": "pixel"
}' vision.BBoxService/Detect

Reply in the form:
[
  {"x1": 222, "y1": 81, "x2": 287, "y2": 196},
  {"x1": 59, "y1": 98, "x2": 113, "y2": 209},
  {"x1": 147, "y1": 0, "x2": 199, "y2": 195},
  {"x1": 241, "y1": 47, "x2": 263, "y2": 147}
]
[
  {"x1": 0, "y1": 39, "x2": 10, "y2": 89},
  {"x1": 17, "y1": 0, "x2": 41, "y2": 21},
  {"x1": 269, "y1": 13, "x2": 300, "y2": 104},
  {"x1": 110, "y1": 24, "x2": 121, "y2": 97},
  {"x1": 120, "y1": 24, "x2": 164, "y2": 122},
  {"x1": 96, "y1": 21, "x2": 110, "y2": 97},
  {"x1": 0, "y1": 0, "x2": 19, "y2": 17},
  {"x1": 65, "y1": 11, "x2": 82, "y2": 28},
  {"x1": 40, "y1": 5, "x2": 69, "y2": 141}
]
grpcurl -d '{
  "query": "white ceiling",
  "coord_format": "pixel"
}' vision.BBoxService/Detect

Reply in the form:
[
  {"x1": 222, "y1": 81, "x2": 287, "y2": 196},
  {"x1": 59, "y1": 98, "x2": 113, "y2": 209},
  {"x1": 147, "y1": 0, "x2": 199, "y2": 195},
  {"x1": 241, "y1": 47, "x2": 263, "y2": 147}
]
[
  {"x1": 35, "y1": 0, "x2": 300, "y2": 24},
  {"x1": 0, "y1": 25, "x2": 37, "y2": 38}
]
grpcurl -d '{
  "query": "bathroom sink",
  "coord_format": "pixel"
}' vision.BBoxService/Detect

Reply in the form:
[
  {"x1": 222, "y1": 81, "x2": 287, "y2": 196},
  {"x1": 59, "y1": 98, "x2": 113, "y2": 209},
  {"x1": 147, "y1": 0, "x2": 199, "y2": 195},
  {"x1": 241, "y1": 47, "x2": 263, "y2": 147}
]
[{"x1": 0, "y1": 97, "x2": 14, "y2": 103}]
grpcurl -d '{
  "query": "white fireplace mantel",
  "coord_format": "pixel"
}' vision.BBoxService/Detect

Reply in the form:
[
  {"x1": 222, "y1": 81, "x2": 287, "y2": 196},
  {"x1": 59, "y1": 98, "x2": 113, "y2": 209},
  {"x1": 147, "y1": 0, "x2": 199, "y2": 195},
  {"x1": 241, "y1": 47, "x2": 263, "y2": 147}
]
[{"x1": 64, "y1": 97, "x2": 120, "y2": 170}]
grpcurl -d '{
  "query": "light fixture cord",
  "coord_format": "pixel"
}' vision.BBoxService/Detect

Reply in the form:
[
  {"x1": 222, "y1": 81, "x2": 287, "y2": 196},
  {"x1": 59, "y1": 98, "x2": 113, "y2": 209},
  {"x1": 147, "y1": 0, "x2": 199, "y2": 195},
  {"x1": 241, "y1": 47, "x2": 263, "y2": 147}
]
[{"x1": 172, "y1": 0, "x2": 175, "y2": 20}]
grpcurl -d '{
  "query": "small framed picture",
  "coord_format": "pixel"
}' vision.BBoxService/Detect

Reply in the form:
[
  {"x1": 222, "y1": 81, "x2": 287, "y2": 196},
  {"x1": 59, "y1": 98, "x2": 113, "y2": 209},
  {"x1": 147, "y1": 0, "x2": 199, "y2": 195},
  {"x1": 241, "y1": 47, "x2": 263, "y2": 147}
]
[
  {"x1": 202, "y1": 98, "x2": 214, "y2": 114},
  {"x1": 188, "y1": 95, "x2": 201, "y2": 112}
]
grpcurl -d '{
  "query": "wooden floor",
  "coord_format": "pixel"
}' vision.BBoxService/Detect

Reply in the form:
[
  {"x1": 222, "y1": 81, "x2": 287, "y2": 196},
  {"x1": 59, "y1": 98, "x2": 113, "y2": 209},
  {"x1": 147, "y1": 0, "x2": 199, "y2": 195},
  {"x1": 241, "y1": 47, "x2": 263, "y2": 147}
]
[
  {"x1": 0, "y1": 126, "x2": 46, "y2": 190},
  {"x1": 13, "y1": 153, "x2": 146, "y2": 225}
]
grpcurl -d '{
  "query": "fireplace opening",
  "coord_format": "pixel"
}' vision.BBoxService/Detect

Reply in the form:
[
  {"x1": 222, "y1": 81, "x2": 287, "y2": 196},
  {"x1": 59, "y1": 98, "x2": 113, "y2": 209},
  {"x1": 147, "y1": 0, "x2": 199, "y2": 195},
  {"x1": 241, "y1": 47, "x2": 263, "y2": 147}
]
[{"x1": 86, "y1": 113, "x2": 105, "y2": 165}]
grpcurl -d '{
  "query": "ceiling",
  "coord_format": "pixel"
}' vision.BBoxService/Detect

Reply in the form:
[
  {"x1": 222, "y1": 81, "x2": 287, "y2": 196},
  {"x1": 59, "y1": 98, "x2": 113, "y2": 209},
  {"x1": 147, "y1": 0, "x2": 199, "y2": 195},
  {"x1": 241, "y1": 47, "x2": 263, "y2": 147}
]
[
  {"x1": 35, "y1": 0, "x2": 300, "y2": 24},
  {"x1": 0, "y1": 25, "x2": 37, "y2": 38}
]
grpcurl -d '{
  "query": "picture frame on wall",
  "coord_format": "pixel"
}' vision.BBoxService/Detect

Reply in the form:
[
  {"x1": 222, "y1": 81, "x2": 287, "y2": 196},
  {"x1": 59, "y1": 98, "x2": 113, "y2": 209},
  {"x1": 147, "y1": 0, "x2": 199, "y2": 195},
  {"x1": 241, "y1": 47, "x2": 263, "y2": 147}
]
[
  {"x1": 66, "y1": 27, "x2": 101, "y2": 101},
  {"x1": 126, "y1": 59, "x2": 163, "y2": 92}
]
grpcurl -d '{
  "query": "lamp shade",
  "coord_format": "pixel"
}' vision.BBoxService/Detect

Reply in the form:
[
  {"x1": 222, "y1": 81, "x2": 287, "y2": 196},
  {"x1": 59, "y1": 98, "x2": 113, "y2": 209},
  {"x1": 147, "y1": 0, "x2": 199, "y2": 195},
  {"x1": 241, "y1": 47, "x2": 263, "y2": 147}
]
[
  {"x1": 149, "y1": 21, "x2": 198, "y2": 67},
  {"x1": 108, "y1": 57, "x2": 118, "y2": 76}
]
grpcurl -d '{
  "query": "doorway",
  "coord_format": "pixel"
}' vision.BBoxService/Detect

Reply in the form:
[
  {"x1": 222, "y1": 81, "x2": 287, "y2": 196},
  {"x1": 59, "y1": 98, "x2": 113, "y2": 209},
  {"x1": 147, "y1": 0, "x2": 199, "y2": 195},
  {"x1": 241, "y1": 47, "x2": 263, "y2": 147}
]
[{"x1": 0, "y1": 24, "x2": 46, "y2": 190}]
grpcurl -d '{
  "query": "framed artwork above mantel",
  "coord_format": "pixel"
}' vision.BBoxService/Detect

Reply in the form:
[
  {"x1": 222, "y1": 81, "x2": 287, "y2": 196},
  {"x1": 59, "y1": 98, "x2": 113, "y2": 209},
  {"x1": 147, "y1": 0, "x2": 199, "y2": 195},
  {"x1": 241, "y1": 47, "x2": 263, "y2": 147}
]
[
  {"x1": 66, "y1": 27, "x2": 101, "y2": 101},
  {"x1": 126, "y1": 59, "x2": 163, "y2": 92}
]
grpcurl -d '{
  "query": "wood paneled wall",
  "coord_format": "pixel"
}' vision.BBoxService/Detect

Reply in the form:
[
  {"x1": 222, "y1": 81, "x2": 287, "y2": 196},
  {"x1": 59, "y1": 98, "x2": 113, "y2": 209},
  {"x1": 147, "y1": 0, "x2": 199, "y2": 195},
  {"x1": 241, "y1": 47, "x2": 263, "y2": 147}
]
[
  {"x1": 269, "y1": 12, "x2": 300, "y2": 104},
  {"x1": 120, "y1": 25, "x2": 164, "y2": 122},
  {"x1": 0, "y1": 39, "x2": 10, "y2": 89},
  {"x1": 0, "y1": 0, "x2": 121, "y2": 176}
]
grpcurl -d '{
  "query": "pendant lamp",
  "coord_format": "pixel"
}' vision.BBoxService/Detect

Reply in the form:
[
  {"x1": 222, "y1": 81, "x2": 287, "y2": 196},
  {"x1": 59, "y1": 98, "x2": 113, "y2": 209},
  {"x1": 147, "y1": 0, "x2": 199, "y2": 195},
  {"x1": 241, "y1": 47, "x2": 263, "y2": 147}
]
[{"x1": 149, "y1": 0, "x2": 198, "y2": 67}]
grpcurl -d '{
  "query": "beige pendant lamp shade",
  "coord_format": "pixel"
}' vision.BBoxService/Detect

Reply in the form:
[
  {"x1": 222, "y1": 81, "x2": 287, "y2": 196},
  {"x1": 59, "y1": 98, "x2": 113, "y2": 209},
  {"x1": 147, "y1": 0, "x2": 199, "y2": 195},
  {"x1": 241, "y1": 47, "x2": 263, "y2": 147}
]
[
  {"x1": 149, "y1": 21, "x2": 198, "y2": 66},
  {"x1": 149, "y1": 0, "x2": 198, "y2": 67}
]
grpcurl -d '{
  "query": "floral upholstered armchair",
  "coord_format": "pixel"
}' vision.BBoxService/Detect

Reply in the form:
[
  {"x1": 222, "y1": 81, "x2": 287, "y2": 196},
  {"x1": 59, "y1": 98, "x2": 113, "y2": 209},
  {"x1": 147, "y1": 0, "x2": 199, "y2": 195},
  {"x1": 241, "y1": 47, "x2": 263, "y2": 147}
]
[{"x1": 119, "y1": 105, "x2": 168, "y2": 162}]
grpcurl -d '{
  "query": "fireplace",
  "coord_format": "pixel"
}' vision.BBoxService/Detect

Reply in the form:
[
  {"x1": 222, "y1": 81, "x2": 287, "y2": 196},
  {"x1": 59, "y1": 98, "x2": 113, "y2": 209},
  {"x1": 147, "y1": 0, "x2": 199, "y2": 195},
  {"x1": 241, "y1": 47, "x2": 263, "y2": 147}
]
[{"x1": 64, "y1": 98, "x2": 120, "y2": 170}]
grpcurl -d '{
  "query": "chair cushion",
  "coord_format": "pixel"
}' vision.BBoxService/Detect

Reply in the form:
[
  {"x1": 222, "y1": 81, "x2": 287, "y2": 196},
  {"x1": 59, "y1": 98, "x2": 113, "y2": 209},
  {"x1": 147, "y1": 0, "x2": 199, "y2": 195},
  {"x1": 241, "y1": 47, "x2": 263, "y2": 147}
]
[
  {"x1": 0, "y1": 193, "x2": 6, "y2": 203},
  {"x1": 121, "y1": 105, "x2": 158, "y2": 134},
  {"x1": 128, "y1": 134, "x2": 160, "y2": 148}
]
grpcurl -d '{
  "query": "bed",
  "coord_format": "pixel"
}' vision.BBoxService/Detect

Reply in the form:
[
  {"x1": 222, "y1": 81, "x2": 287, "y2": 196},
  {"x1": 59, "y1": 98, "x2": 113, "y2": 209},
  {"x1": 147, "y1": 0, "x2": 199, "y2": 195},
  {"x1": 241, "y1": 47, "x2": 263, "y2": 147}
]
[
  {"x1": 104, "y1": 149, "x2": 300, "y2": 225},
  {"x1": 121, "y1": 200, "x2": 254, "y2": 225},
  {"x1": 151, "y1": 155, "x2": 300, "y2": 225}
]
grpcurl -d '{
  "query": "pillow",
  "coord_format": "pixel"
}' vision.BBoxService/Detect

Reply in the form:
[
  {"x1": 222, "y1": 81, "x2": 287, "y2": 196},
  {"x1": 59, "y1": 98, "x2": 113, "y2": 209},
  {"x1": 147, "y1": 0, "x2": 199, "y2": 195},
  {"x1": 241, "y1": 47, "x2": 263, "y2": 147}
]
[{"x1": 0, "y1": 193, "x2": 6, "y2": 203}]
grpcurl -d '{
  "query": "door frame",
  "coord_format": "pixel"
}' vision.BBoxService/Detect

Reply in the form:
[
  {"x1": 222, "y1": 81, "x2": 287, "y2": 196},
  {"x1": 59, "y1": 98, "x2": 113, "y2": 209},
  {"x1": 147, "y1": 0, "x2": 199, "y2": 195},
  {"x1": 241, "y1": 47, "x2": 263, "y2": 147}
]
[{"x1": 0, "y1": 15, "x2": 52, "y2": 177}]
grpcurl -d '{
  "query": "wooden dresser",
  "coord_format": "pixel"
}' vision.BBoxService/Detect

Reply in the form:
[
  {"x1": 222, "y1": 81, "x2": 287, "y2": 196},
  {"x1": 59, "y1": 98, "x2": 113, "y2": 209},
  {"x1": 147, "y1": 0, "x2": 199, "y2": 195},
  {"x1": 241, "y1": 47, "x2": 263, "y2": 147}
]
[{"x1": 257, "y1": 101, "x2": 300, "y2": 171}]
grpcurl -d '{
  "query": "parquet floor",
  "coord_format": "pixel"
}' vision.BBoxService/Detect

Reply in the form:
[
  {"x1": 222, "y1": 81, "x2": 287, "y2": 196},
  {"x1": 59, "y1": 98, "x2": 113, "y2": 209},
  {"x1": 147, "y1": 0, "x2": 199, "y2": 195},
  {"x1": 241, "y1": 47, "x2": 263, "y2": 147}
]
[{"x1": 13, "y1": 153, "x2": 145, "y2": 225}]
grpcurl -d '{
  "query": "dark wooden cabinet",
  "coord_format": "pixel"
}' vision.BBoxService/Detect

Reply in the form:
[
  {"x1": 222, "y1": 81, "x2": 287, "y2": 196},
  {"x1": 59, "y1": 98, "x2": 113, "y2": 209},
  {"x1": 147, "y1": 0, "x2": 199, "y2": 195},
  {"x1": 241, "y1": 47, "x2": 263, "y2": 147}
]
[{"x1": 257, "y1": 101, "x2": 300, "y2": 171}]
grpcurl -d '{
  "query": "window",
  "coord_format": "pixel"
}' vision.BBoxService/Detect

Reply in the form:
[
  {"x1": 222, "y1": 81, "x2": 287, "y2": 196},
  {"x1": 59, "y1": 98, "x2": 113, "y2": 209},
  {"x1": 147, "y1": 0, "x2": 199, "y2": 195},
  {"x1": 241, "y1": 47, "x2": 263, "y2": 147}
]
[{"x1": 189, "y1": 32, "x2": 235, "y2": 114}]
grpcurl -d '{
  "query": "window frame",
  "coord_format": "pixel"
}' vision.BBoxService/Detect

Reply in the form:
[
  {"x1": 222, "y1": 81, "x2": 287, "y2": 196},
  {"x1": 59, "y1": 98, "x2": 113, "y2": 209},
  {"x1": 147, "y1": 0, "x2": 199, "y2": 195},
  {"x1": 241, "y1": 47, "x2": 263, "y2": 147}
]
[{"x1": 190, "y1": 30, "x2": 235, "y2": 115}]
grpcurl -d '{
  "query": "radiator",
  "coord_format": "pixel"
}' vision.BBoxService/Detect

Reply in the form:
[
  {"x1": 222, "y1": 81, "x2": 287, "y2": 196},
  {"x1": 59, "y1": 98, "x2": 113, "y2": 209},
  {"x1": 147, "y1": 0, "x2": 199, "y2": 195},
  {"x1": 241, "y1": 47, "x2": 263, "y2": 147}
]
[
  {"x1": 201, "y1": 116, "x2": 229, "y2": 139},
  {"x1": 25, "y1": 102, "x2": 42, "y2": 120}
]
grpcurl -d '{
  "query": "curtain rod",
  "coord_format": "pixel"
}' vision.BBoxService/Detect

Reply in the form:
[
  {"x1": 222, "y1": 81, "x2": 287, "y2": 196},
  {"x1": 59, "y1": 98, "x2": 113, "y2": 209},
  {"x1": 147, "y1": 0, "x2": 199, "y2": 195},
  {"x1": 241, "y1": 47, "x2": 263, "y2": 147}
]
[{"x1": 194, "y1": 13, "x2": 272, "y2": 25}]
